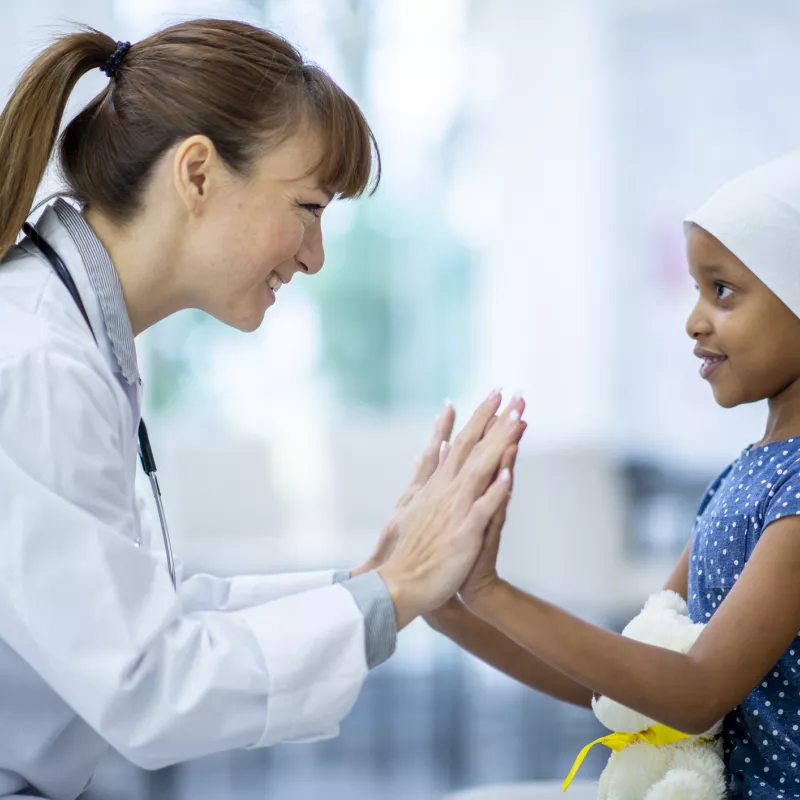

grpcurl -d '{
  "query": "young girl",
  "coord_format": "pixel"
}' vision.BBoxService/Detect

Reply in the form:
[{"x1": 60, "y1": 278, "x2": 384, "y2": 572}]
[{"x1": 426, "y1": 150, "x2": 800, "y2": 798}]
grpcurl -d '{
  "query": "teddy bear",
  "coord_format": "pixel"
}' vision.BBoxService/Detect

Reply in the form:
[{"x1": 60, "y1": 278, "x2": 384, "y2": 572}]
[{"x1": 564, "y1": 590, "x2": 726, "y2": 800}]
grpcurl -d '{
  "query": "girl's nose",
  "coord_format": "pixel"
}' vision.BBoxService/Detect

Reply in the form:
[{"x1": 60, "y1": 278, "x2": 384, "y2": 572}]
[{"x1": 686, "y1": 299, "x2": 713, "y2": 340}]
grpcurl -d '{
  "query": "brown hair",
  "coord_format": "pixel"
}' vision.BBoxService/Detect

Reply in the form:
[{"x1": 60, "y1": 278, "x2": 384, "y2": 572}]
[{"x1": 0, "y1": 20, "x2": 380, "y2": 260}]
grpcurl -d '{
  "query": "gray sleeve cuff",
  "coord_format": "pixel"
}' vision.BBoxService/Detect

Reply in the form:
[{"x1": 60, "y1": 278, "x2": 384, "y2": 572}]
[
  {"x1": 332, "y1": 570, "x2": 351, "y2": 584},
  {"x1": 339, "y1": 571, "x2": 397, "y2": 669}
]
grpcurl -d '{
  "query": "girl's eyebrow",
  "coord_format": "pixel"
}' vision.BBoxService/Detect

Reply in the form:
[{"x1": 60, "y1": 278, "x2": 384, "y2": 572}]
[
  {"x1": 688, "y1": 262, "x2": 726, "y2": 281},
  {"x1": 694, "y1": 262, "x2": 727, "y2": 276}
]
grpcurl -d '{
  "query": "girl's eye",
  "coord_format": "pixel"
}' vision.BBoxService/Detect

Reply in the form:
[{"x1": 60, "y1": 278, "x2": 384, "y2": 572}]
[{"x1": 716, "y1": 282, "x2": 734, "y2": 301}]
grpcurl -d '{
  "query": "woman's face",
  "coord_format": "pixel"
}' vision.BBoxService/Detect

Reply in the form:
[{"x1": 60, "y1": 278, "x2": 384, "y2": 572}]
[{"x1": 180, "y1": 129, "x2": 331, "y2": 332}]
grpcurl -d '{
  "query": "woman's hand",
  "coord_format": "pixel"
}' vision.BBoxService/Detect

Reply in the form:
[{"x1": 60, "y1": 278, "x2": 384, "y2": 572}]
[
  {"x1": 458, "y1": 440, "x2": 519, "y2": 606},
  {"x1": 351, "y1": 401, "x2": 456, "y2": 578},
  {"x1": 424, "y1": 414, "x2": 524, "y2": 626},
  {"x1": 377, "y1": 392, "x2": 526, "y2": 630}
]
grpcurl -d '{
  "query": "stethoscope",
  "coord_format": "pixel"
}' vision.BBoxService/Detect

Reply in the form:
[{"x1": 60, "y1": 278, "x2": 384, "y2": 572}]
[{"x1": 21, "y1": 222, "x2": 177, "y2": 591}]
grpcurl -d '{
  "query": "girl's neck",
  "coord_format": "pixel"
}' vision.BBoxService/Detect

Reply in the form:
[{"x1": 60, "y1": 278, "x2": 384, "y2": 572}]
[{"x1": 758, "y1": 378, "x2": 800, "y2": 446}]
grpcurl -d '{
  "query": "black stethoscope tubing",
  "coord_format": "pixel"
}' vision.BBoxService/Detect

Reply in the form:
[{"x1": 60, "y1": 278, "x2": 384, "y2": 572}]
[{"x1": 21, "y1": 222, "x2": 177, "y2": 590}]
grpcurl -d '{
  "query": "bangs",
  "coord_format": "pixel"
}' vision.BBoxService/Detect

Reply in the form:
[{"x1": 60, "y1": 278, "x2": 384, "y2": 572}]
[{"x1": 301, "y1": 65, "x2": 380, "y2": 200}]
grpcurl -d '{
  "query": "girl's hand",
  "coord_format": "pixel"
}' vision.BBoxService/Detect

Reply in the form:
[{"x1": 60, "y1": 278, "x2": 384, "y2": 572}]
[
  {"x1": 378, "y1": 392, "x2": 526, "y2": 630},
  {"x1": 352, "y1": 401, "x2": 456, "y2": 578},
  {"x1": 425, "y1": 413, "x2": 524, "y2": 625},
  {"x1": 459, "y1": 440, "x2": 520, "y2": 607}
]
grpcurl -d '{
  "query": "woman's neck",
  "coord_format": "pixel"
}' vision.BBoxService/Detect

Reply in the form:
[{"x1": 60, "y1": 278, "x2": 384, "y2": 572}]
[{"x1": 83, "y1": 204, "x2": 184, "y2": 336}]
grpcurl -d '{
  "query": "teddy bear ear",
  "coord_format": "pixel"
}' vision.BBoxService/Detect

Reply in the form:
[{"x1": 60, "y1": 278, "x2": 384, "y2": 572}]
[{"x1": 642, "y1": 589, "x2": 688, "y2": 615}]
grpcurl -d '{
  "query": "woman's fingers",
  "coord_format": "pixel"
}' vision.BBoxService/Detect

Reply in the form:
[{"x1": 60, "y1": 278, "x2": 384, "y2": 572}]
[
  {"x1": 376, "y1": 401, "x2": 522, "y2": 627},
  {"x1": 458, "y1": 398, "x2": 526, "y2": 499},
  {"x1": 443, "y1": 390, "x2": 503, "y2": 475},
  {"x1": 483, "y1": 443, "x2": 520, "y2": 546},
  {"x1": 460, "y1": 445, "x2": 519, "y2": 597},
  {"x1": 498, "y1": 442, "x2": 519, "y2": 494},
  {"x1": 409, "y1": 400, "x2": 456, "y2": 489},
  {"x1": 460, "y1": 466, "x2": 512, "y2": 537}
]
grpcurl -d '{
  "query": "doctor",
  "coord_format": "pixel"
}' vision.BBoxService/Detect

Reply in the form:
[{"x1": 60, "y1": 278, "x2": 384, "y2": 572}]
[{"x1": 0, "y1": 18, "x2": 526, "y2": 800}]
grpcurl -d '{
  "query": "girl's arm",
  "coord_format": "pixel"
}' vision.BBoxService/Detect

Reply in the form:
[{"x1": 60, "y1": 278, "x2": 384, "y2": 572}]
[
  {"x1": 425, "y1": 598, "x2": 593, "y2": 707},
  {"x1": 424, "y1": 540, "x2": 692, "y2": 709},
  {"x1": 662, "y1": 539, "x2": 690, "y2": 599},
  {"x1": 462, "y1": 519, "x2": 800, "y2": 734}
]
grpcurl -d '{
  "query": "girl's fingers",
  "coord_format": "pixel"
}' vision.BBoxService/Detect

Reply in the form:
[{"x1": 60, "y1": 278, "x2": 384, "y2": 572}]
[{"x1": 483, "y1": 505, "x2": 506, "y2": 558}]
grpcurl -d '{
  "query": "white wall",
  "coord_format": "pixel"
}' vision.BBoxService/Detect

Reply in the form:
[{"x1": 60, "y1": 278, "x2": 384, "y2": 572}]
[
  {"x1": 1, "y1": 1, "x2": 116, "y2": 204},
  {"x1": 457, "y1": 0, "x2": 615, "y2": 452}
]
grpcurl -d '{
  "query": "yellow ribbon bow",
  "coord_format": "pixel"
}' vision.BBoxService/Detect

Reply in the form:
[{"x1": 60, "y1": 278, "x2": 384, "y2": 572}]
[{"x1": 562, "y1": 723, "x2": 694, "y2": 791}]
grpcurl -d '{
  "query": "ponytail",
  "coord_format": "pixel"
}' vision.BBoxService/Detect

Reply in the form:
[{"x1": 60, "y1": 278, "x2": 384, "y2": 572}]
[
  {"x1": 0, "y1": 20, "x2": 378, "y2": 264},
  {"x1": 0, "y1": 27, "x2": 116, "y2": 260}
]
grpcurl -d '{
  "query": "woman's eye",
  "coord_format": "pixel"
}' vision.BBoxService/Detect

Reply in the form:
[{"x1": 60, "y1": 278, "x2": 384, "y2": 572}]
[
  {"x1": 299, "y1": 203, "x2": 324, "y2": 218},
  {"x1": 716, "y1": 283, "x2": 734, "y2": 301}
]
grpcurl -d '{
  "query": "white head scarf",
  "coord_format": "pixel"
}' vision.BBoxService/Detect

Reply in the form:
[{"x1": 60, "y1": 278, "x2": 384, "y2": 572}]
[{"x1": 685, "y1": 150, "x2": 800, "y2": 320}]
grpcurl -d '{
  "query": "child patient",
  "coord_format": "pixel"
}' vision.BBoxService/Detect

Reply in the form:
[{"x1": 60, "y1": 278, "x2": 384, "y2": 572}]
[{"x1": 427, "y1": 151, "x2": 800, "y2": 799}]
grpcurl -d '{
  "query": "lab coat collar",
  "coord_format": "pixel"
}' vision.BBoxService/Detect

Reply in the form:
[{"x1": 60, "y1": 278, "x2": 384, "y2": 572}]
[{"x1": 46, "y1": 198, "x2": 141, "y2": 387}]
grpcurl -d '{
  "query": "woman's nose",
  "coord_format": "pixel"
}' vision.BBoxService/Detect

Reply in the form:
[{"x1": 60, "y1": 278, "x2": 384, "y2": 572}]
[{"x1": 296, "y1": 221, "x2": 325, "y2": 275}]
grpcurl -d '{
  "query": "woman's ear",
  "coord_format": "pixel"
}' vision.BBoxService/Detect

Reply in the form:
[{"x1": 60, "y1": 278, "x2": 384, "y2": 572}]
[{"x1": 172, "y1": 135, "x2": 219, "y2": 214}]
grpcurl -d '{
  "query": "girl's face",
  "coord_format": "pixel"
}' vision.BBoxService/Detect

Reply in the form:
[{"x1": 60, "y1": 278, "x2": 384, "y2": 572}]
[
  {"x1": 178, "y1": 129, "x2": 331, "y2": 332},
  {"x1": 685, "y1": 224, "x2": 800, "y2": 409}
]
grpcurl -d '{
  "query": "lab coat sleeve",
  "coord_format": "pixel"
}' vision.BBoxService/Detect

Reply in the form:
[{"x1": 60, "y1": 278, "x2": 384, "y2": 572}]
[
  {"x1": 0, "y1": 347, "x2": 381, "y2": 770},
  {"x1": 135, "y1": 480, "x2": 351, "y2": 613},
  {"x1": 177, "y1": 567, "x2": 349, "y2": 613}
]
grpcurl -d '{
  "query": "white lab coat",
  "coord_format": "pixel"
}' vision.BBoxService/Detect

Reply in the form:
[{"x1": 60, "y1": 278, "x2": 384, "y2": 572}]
[{"x1": 0, "y1": 206, "x2": 378, "y2": 800}]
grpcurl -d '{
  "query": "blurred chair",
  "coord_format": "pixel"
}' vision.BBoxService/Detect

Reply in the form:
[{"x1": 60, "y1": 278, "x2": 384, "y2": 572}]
[{"x1": 442, "y1": 780, "x2": 596, "y2": 799}]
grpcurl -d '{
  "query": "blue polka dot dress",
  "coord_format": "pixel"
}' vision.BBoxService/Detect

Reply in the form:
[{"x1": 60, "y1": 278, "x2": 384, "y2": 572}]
[{"x1": 689, "y1": 438, "x2": 800, "y2": 798}]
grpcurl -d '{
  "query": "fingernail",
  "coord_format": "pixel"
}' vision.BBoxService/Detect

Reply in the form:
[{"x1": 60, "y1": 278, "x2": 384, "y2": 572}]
[
  {"x1": 499, "y1": 468, "x2": 511, "y2": 483},
  {"x1": 487, "y1": 387, "x2": 502, "y2": 401},
  {"x1": 443, "y1": 397, "x2": 453, "y2": 410},
  {"x1": 509, "y1": 393, "x2": 523, "y2": 405}
]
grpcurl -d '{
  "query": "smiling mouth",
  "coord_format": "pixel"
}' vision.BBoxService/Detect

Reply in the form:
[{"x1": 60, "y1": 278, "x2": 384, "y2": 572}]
[
  {"x1": 699, "y1": 354, "x2": 728, "y2": 380},
  {"x1": 266, "y1": 273, "x2": 283, "y2": 293}
]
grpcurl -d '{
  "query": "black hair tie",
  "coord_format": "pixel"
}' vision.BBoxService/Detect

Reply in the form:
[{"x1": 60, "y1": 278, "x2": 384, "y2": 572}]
[{"x1": 101, "y1": 41, "x2": 131, "y2": 79}]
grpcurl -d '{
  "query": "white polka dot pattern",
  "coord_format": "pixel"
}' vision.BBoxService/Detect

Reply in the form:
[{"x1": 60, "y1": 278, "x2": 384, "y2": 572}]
[{"x1": 689, "y1": 439, "x2": 800, "y2": 798}]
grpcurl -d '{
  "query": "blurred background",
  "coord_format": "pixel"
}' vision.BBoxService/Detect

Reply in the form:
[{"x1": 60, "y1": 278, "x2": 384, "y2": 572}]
[{"x1": 3, "y1": 0, "x2": 800, "y2": 797}]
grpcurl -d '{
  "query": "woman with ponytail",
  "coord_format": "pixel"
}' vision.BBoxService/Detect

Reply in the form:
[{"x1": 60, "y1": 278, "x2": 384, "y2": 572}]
[{"x1": 0, "y1": 20, "x2": 525, "y2": 799}]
